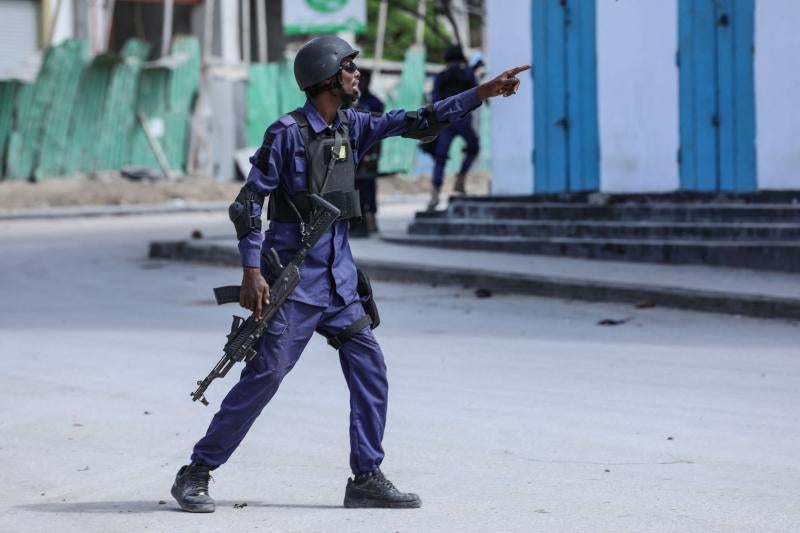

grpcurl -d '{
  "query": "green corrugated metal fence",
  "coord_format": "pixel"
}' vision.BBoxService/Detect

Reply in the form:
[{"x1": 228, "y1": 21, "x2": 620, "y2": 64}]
[
  {"x1": 129, "y1": 67, "x2": 169, "y2": 171},
  {"x1": 1, "y1": 36, "x2": 199, "y2": 180},
  {"x1": 63, "y1": 54, "x2": 116, "y2": 175},
  {"x1": 7, "y1": 41, "x2": 91, "y2": 179},
  {"x1": 247, "y1": 61, "x2": 305, "y2": 146},
  {"x1": 0, "y1": 80, "x2": 21, "y2": 177},
  {"x1": 34, "y1": 40, "x2": 90, "y2": 179},
  {"x1": 129, "y1": 36, "x2": 200, "y2": 173},
  {"x1": 379, "y1": 46, "x2": 427, "y2": 175},
  {"x1": 4, "y1": 83, "x2": 36, "y2": 179},
  {"x1": 164, "y1": 36, "x2": 200, "y2": 171}
]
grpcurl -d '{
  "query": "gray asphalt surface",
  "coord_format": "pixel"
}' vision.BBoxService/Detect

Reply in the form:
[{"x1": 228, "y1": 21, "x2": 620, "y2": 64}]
[{"x1": 1, "y1": 213, "x2": 798, "y2": 532}]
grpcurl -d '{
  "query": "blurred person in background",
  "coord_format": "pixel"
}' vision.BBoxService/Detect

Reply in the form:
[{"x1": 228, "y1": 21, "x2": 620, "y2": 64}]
[
  {"x1": 426, "y1": 44, "x2": 481, "y2": 211},
  {"x1": 170, "y1": 35, "x2": 529, "y2": 514},
  {"x1": 350, "y1": 68, "x2": 384, "y2": 238}
]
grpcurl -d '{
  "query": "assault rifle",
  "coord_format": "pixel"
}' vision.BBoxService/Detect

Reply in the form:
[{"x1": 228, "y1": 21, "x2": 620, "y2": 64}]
[{"x1": 190, "y1": 194, "x2": 341, "y2": 406}]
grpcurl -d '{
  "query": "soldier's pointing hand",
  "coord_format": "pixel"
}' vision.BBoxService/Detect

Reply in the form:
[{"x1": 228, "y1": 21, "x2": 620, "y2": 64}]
[{"x1": 477, "y1": 64, "x2": 531, "y2": 100}]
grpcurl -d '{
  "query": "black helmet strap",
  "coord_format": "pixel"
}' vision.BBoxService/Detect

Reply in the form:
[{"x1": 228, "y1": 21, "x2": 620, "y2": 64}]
[
  {"x1": 306, "y1": 72, "x2": 343, "y2": 98},
  {"x1": 306, "y1": 71, "x2": 359, "y2": 107}
]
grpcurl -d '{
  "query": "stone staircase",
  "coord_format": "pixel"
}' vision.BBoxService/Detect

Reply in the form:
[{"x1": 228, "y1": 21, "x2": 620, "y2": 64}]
[{"x1": 385, "y1": 192, "x2": 800, "y2": 272}]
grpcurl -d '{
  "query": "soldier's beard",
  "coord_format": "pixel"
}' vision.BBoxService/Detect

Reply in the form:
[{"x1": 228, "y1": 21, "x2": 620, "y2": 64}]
[{"x1": 339, "y1": 85, "x2": 360, "y2": 108}]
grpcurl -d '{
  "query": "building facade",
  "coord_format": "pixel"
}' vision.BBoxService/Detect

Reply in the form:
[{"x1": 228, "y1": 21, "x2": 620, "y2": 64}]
[{"x1": 487, "y1": 0, "x2": 800, "y2": 195}]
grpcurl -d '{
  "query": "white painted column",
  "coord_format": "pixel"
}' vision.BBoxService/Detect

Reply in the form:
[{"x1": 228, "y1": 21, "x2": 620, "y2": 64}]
[
  {"x1": 161, "y1": 0, "x2": 173, "y2": 56},
  {"x1": 755, "y1": 0, "x2": 800, "y2": 189},
  {"x1": 203, "y1": 0, "x2": 216, "y2": 61},
  {"x1": 596, "y1": 0, "x2": 679, "y2": 192},
  {"x1": 373, "y1": 0, "x2": 387, "y2": 79},
  {"x1": 240, "y1": 0, "x2": 250, "y2": 63},
  {"x1": 88, "y1": 0, "x2": 106, "y2": 54},
  {"x1": 47, "y1": 0, "x2": 75, "y2": 45},
  {"x1": 255, "y1": 0, "x2": 267, "y2": 62},
  {"x1": 486, "y1": 0, "x2": 533, "y2": 195},
  {"x1": 219, "y1": 0, "x2": 241, "y2": 64},
  {"x1": 415, "y1": 0, "x2": 425, "y2": 46}
]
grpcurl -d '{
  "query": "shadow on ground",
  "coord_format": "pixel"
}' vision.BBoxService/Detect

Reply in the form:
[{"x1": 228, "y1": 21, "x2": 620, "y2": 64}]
[{"x1": 18, "y1": 500, "x2": 342, "y2": 513}]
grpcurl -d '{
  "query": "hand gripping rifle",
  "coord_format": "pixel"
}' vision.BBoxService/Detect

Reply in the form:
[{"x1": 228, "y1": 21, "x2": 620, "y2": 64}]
[{"x1": 190, "y1": 194, "x2": 341, "y2": 405}]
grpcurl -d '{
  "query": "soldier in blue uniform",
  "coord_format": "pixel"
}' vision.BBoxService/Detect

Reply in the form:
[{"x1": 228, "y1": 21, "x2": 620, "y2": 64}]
[
  {"x1": 427, "y1": 44, "x2": 482, "y2": 211},
  {"x1": 171, "y1": 36, "x2": 529, "y2": 513}
]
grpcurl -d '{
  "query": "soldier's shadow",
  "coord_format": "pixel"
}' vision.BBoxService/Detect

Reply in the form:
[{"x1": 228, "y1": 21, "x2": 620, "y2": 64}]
[{"x1": 18, "y1": 500, "x2": 342, "y2": 513}]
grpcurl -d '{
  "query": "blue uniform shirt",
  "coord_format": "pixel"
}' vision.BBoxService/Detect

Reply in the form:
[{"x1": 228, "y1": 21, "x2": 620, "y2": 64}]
[{"x1": 241, "y1": 87, "x2": 482, "y2": 306}]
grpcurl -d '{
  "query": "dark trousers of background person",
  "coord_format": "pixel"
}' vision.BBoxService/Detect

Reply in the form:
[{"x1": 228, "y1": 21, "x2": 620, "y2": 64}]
[
  {"x1": 351, "y1": 177, "x2": 378, "y2": 236},
  {"x1": 432, "y1": 117, "x2": 480, "y2": 191}
]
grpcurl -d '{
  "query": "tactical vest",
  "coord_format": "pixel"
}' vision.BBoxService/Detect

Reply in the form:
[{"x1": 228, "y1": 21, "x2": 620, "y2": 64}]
[{"x1": 268, "y1": 109, "x2": 361, "y2": 223}]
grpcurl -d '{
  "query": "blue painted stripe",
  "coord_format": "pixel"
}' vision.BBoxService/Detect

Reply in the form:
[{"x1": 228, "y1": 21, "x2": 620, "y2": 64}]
[
  {"x1": 678, "y1": 0, "x2": 691, "y2": 189},
  {"x1": 533, "y1": 0, "x2": 598, "y2": 193},
  {"x1": 679, "y1": 0, "x2": 756, "y2": 192},
  {"x1": 533, "y1": 0, "x2": 568, "y2": 193},
  {"x1": 679, "y1": 0, "x2": 717, "y2": 191},
  {"x1": 733, "y1": 0, "x2": 757, "y2": 191},
  {"x1": 678, "y1": 0, "x2": 696, "y2": 189},
  {"x1": 696, "y1": 0, "x2": 718, "y2": 191},
  {"x1": 717, "y1": 0, "x2": 756, "y2": 191},
  {"x1": 566, "y1": 0, "x2": 599, "y2": 192}
]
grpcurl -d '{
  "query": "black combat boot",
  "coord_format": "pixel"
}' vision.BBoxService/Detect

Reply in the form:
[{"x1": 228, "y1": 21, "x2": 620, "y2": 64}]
[
  {"x1": 453, "y1": 173, "x2": 467, "y2": 194},
  {"x1": 171, "y1": 464, "x2": 215, "y2": 513},
  {"x1": 426, "y1": 187, "x2": 441, "y2": 212},
  {"x1": 343, "y1": 468, "x2": 422, "y2": 509}
]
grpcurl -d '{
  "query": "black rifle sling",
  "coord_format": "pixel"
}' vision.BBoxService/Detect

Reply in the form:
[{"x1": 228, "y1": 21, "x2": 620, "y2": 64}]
[{"x1": 319, "y1": 128, "x2": 343, "y2": 192}]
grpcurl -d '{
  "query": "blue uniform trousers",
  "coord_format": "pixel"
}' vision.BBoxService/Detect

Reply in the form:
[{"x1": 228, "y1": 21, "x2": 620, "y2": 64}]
[
  {"x1": 432, "y1": 116, "x2": 480, "y2": 189},
  {"x1": 191, "y1": 294, "x2": 388, "y2": 475}
]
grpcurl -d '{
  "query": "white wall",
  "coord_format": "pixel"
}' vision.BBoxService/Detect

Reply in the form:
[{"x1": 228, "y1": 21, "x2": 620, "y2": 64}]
[
  {"x1": 597, "y1": 0, "x2": 679, "y2": 192},
  {"x1": 486, "y1": 0, "x2": 533, "y2": 195},
  {"x1": 51, "y1": 0, "x2": 74, "y2": 46},
  {"x1": 219, "y1": 0, "x2": 241, "y2": 63},
  {"x1": 755, "y1": 0, "x2": 800, "y2": 190}
]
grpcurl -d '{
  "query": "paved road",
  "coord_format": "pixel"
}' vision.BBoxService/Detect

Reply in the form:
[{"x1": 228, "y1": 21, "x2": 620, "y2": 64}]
[{"x1": 1, "y1": 213, "x2": 798, "y2": 533}]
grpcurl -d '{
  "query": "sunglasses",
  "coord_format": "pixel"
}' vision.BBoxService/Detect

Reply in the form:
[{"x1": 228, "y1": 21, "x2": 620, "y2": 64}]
[{"x1": 340, "y1": 60, "x2": 358, "y2": 73}]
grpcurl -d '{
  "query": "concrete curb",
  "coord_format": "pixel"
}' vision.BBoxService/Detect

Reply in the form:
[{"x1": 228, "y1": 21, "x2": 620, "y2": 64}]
[
  {"x1": 0, "y1": 202, "x2": 228, "y2": 220},
  {"x1": 148, "y1": 239, "x2": 800, "y2": 321},
  {"x1": 0, "y1": 193, "x2": 429, "y2": 221}
]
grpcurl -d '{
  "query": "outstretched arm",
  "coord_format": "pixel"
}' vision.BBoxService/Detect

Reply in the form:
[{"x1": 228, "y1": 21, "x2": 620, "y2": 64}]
[
  {"x1": 400, "y1": 63, "x2": 531, "y2": 142},
  {"x1": 349, "y1": 64, "x2": 531, "y2": 156}
]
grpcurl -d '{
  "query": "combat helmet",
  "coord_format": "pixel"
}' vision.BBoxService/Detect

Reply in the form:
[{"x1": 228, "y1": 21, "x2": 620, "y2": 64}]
[{"x1": 294, "y1": 36, "x2": 360, "y2": 91}]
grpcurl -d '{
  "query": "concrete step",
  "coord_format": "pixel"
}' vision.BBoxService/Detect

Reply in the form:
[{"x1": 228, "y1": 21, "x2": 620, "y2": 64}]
[
  {"x1": 448, "y1": 190, "x2": 800, "y2": 205},
  {"x1": 443, "y1": 201, "x2": 800, "y2": 223},
  {"x1": 382, "y1": 233, "x2": 800, "y2": 272},
  {"x1": 408, "y1": 218, "x2": 800, "y2": 241}
]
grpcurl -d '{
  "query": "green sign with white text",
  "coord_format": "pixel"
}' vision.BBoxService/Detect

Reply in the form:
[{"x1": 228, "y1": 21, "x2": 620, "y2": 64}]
[
  {"x1": 284, "y1": 0, "x2": 366, "y2": 35},
  {"x1": 305, "y1": 0, "x2": 347, "y2": 13}
]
